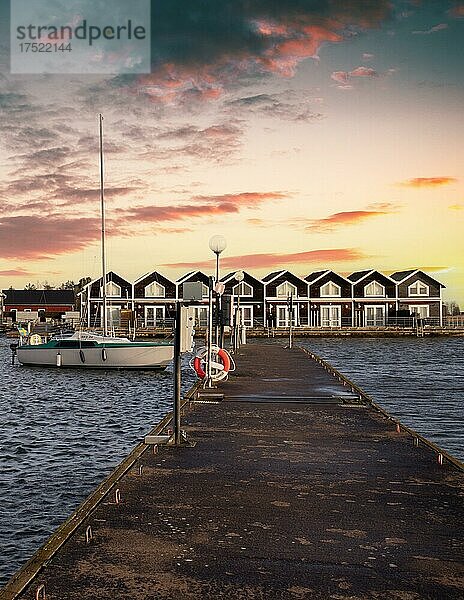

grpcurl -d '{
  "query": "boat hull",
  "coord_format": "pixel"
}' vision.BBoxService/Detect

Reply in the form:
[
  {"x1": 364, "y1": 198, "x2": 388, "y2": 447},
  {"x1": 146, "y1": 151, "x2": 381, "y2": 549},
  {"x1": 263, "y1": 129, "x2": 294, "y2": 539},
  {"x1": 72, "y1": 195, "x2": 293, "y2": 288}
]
[{"x1": 17, "y1": 344, "x2": 174, "y2": 370}]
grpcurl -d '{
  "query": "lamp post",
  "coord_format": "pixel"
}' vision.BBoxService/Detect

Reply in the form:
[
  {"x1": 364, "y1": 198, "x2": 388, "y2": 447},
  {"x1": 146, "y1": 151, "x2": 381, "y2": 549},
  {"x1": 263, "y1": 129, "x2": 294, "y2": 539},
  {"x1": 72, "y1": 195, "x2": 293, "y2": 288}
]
[
  {"x1": 209, "y1": 235, "x2": 227, "y2": 346},
  {"x1": 233, "y1": 270, "x2": 244, "y2": 352}
]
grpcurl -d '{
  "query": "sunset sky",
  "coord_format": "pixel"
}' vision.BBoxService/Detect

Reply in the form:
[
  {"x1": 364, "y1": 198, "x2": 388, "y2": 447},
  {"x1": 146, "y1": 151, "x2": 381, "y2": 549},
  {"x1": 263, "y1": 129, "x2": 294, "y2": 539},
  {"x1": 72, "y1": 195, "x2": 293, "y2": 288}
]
[{"x1": 0, "y1": 1, "x2": 463, "y2": 303}]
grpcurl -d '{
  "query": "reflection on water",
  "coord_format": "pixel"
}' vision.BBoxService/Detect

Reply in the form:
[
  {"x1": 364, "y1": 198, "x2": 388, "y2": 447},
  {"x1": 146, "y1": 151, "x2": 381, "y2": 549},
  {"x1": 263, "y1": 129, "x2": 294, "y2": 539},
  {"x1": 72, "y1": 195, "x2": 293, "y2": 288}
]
[
  {"x1": 297, "y1": 337, "x2": 464, "y2": 461},
  {"x1": 0, "y1": 336, "x2": 195, "y2": 586}
]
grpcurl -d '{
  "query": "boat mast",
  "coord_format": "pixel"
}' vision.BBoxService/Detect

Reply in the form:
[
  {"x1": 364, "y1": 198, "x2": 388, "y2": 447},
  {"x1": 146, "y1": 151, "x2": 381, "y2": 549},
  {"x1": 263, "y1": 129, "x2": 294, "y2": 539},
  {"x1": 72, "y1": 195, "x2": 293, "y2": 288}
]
[{"x1": 99, "y1": 113, "x2": 108, "y2": 337}]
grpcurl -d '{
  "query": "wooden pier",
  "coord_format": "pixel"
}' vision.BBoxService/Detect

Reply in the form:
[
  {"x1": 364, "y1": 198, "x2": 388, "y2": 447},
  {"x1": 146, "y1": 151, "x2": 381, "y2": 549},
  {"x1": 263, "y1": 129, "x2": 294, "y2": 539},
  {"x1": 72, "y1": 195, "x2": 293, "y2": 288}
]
[{"x1": 2, "y1": 342, "x2": 463, "y2": 599}]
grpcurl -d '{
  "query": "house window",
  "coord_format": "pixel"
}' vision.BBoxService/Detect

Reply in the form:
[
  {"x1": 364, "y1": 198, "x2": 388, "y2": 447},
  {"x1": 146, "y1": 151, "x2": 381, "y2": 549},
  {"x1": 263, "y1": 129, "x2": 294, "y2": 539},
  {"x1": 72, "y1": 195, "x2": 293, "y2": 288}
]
[
  {"x1": 320, "y1": 281, "x2": 341, "y2": 297},
  {"x1": 408, "y1": 281, "x2": 429, "y2": 297},
  {"x1": 145, "y1": 282, "x2": 165, "y2": 298},
  {"x1": 202, "y1": 284, "x2": 209, "y2": 298},
  {"x1": 232, "y1": 282, "x2": 253, "y2": 296},
  {"x1": 364, "y1": 281, "x2": 385, "y2": 297},
  {"x1": 276, "y1": 282, "x2": 297, "y2": 298},
  {"x1": 104, "y1": 281, "x2": 121, "y2": 297}
]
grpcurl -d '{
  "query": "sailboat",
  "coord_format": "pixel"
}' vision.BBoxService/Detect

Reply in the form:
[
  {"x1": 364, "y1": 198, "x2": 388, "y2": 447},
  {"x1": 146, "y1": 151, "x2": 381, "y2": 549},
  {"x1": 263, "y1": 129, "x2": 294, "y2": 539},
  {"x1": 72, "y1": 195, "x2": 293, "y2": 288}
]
[{"x1": 16, "y1": 115, "x2": 174, "y2": 369}]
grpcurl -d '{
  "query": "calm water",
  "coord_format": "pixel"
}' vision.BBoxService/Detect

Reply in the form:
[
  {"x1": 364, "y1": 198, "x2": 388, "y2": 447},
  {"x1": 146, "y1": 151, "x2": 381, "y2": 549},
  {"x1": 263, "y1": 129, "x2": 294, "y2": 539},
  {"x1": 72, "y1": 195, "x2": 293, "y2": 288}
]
[
  {"x1": 1, "y1": 335, "x2": 463, "y2": 587},
  {"x1": 297, "y1": 337, "x2": 464, "y2": 461},
  {"x1": 0, "y1": 335, "x2": 195, "y2": 587}
]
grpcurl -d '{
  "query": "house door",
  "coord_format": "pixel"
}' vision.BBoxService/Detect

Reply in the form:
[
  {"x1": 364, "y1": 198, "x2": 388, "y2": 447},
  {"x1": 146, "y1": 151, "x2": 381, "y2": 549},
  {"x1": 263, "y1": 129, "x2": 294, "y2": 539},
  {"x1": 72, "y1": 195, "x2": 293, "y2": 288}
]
[
  {"x1": 104, "y1": 306, "x2": 121, "y2": 327},
  {"x1": 237, "y1": 305, "x2": 253, "y2": 327},
  {"x1": 276, "y1": 305, "x2": 297, "y2": 327},
  {"x1": 410, "y1": 305, "x2": 429, "y2": 320},
  {"x1": 321, "y1": 305, "x2": 341, "y2": 327},
  {"x1": 145, "y1": 306, "x2": 165, "y2": 326},
  {"x1": 365, "y1": 305, "x2": 385, "y2": 326},
  {"x1": 194, "y1": 306, "x2": 208, "y2": 327}
]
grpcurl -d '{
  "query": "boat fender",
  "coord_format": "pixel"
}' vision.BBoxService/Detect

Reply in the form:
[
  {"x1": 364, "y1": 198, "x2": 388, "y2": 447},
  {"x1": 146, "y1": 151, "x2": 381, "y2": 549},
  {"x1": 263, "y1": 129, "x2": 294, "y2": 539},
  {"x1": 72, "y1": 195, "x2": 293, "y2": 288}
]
[
  {"x1": 102, "y1": 348, "x2": 107, "y2": 361},
  {"x1": 193, "y1": 348, "x2": 231, "y2": 380},
  {"x1": 79, "y1": 350, "x2": 86, "y2": 363},
  {"x1": 56, "y1": 352, "x2": 62, "y2": 367}
]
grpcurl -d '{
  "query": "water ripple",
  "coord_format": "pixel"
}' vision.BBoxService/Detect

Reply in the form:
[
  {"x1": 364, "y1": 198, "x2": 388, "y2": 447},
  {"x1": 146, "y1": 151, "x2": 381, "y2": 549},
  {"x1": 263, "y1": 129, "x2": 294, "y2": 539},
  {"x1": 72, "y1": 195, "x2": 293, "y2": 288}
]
[
  {"x1": 0, "y1": 336, "x2": 195, "y2": 586},
  {"x1": 298, "y1": 337, "x2": 464, "y2": 461}
]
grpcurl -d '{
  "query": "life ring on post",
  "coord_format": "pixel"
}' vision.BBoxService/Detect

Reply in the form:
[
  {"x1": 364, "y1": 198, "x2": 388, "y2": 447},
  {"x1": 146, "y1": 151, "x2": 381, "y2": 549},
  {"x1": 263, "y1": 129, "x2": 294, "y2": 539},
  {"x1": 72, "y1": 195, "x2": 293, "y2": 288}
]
[{"x1": 193, "y1": 346, "x2": 231, "y2": 381}]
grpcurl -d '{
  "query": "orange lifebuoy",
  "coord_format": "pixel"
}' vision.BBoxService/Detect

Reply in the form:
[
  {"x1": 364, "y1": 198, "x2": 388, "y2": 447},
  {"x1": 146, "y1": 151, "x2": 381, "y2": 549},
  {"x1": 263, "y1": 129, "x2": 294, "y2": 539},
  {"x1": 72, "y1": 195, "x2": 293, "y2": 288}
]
[
  {"x1": 193, "y1": 356, "x2": 206, "y2": 379},
  {"x1": 193, "y1": 347, "x2": 230, "y2": 380},
  {"x1": 217, "y1": 348, "x2": 230, "y2": 373}
]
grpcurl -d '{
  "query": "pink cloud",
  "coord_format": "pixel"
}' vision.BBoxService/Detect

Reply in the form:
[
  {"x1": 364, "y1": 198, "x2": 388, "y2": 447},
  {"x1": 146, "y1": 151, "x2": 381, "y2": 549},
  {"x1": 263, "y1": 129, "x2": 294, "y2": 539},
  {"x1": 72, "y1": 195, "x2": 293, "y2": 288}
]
[
  {"x1": 135, "y1": 4, "x2": 392, "y2": 103},
  {"x1": 114, "y1": 192, "x2": 288, "y2": 226},
  {"x1": 331, "y1": 66, "x2": 378, "y2": 88},
  {"x1": 350, "y1": 66, "x2": 378, "y2": 78},
  {"x1": 0, "y1": 215, "x2": 101, "y2": 260},
  {"x1": 0, "y1": 268, "x2": 34, "y2": 277}
]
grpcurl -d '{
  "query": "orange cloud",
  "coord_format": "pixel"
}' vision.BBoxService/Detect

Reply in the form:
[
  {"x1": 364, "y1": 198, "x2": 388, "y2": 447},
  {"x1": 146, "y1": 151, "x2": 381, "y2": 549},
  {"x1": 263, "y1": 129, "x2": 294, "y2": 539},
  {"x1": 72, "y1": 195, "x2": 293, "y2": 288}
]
[
  {"x1": 399, "y1": 177, "x2": 457, "y2": 187},
  {"x1": 162, "y1": 248, "x2": 366, "y2": 270},
  {"x1": 306, "y1": 210, "x2": 392, "y2": 232}
]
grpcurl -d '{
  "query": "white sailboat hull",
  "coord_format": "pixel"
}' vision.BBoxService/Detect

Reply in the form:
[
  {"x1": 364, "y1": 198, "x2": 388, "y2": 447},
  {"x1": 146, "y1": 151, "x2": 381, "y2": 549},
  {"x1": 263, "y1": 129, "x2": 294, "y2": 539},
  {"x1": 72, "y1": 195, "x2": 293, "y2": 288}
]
[{"x1": 17, "y1": 344, "x2": 174, "y2": 370}]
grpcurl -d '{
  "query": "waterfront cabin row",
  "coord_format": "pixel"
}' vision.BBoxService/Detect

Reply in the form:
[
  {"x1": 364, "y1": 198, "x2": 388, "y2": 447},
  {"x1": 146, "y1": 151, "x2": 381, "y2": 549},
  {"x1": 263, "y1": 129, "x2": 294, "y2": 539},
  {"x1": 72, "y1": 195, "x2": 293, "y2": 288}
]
[{"x1": 79, "y1": 268, "x2": 445, "y2": 329}]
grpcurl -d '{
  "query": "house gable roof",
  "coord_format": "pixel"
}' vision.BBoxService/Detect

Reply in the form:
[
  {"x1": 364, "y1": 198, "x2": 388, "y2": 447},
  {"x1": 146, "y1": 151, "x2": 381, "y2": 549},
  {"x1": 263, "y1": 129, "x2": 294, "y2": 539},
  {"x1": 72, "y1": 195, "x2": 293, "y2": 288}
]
[
  {"x1": 134, "y1": 271, "x2": 175, "y2": 286},
  {"x1": 304, "y1": 270, "x2": 328, "y2": 283},
  {"x1": 347, "y1": 270, "x2": 373, "y2": 282},
  {"x1": 82, "y1": 271, "x2": 132, "y2": 290},
  {"x1": 305, "y1": 270, "x2": 352, "y2": 285},
  {"x1": 176, "y1": 271, "x2": 209, "y2": 285},
  {"x1": 390, "y1": 269, "x2": 417, "y2": 282},
  {"x1": 263, "y1": 270, "x2": 307, "y2": 285},
  {"x1": 262, "y1": 270, "x2": 285, "y2": 283},
  {"x1": 390, "y1": 269, "x2": 445, "y2": 288},
  {"x1": 348, "y1": 270, "x2": 396, "y2": 284},
  {"x1": 221, "y1": 271, "x2": 263, "y2": 286}
]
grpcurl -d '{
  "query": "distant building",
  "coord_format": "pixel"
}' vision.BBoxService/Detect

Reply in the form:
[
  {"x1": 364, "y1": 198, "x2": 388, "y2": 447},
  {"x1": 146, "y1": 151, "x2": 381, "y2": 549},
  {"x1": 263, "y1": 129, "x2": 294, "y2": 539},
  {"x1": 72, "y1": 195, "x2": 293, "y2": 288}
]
[
  {"x1": 390, "y1": 270, "x2": 445, "y2": 326},
  {"x1": 305, "y1": 270, "x2": 353, "y2": 327},
  {"x1": 75, "y1": 267, "x2": 447, "y2": 330},
  {"x1": 2, "y1": 289, "x2": 75, "y2": 323},
  {"x1": 221, "y1": 271, "x2": 265, "y2": 327},
  {"x1": 133, "y1": 271, "x2": 177, "y2": 327},
  {"x1": 79, "y1": 272, "x2": 132, "y2": 328}
]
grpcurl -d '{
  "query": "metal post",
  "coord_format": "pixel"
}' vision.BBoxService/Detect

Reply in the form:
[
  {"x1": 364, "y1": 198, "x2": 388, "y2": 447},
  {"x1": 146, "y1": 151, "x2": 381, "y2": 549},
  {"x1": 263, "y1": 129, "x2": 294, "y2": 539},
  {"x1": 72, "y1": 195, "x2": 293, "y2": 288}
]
[
  {"x1": 288, "y1": 294, "x2": 293, "y2": 349},
  {"x1": 173, "y1": 301, "x2": 182, "y2": 445},
  {"x1": 207, "y1": 278, "x2": 214, "y2": 387}
]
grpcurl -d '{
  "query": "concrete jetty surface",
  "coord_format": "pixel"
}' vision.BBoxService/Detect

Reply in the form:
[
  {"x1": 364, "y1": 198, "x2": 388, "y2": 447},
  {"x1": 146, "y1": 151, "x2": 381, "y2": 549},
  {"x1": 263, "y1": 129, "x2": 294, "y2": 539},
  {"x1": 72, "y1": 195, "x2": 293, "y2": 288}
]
[{"x1": 3, "y1": 342, "x2": 464, "y2": 599}]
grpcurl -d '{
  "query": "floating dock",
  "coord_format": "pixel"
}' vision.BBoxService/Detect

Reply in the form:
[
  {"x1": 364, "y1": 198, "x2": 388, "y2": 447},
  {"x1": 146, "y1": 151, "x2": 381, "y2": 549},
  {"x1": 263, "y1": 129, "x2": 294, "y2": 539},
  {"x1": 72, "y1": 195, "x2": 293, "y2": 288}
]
[{"x1": 2, "y1": 342, "x2": 464, "y2": 599}]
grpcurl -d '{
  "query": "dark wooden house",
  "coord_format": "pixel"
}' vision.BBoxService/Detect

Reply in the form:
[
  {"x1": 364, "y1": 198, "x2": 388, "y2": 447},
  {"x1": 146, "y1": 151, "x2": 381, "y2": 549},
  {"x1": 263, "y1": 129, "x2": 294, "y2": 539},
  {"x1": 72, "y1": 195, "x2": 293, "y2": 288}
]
[
  {"x1": 305, "y1": 270, "x2": 353, "y2": 327},
  {"x1": 348, "y1": 270, "x2": 396, "y2": 326},
  {"x1": 176, "y1": 271, "x2": 211, "y2": 327},
  {"x1": 2, "y1": 289, "x2": 75, "y2": 322},
  {"x1": 390, "y1": 269, "x2": 444, "y2": 325},
  {"x1": 262, "y1": 270, "x2": 309, "y2": 327},
  {"x1": 81, "y1": 271, "x2": 132, "y2": 328},
  {"x1": 221, "y1": 271, "x2": 265, "y2": 328},
  {"x1": 133, "y1": 271, "x2": 176, "y2": 327}
]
